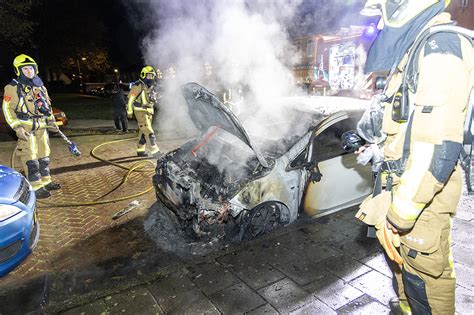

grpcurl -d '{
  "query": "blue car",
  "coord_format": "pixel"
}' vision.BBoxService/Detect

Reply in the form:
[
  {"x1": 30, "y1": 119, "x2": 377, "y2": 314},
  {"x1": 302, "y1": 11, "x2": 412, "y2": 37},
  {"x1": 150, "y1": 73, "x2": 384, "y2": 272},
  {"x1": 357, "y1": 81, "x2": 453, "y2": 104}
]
[{"x1": 0, "y1": 165, "x2": 39, "y2": 277}]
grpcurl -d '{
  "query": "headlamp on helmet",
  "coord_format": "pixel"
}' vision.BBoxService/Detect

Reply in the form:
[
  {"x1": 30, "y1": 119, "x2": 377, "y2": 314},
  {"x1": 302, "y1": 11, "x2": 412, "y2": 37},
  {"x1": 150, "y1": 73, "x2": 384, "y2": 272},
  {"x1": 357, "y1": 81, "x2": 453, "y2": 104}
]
[{"x1": 13, "y1": 54, "x2": 38, "y2": 76}]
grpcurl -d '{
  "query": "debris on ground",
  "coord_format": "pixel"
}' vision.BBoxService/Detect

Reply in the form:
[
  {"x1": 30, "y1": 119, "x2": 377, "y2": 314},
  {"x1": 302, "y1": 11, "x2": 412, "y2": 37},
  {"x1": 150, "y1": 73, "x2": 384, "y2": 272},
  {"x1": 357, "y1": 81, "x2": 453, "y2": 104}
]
[{"x1": 112, "y1": 200, "x2": 142, "y2": 220}]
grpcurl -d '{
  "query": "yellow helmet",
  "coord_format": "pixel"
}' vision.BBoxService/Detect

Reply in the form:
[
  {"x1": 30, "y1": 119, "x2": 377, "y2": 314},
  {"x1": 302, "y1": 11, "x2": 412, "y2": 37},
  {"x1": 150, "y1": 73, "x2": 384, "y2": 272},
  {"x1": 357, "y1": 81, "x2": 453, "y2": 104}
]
[
  {"x1": 13, "y1": 54, "x2": 38, "y2": 76},
  {"x1": 140, "y1": 66, "x2": 156, "y2": 79},
  {"x1": 361, "y1": 0, "x2": 450, "y2": 28}
]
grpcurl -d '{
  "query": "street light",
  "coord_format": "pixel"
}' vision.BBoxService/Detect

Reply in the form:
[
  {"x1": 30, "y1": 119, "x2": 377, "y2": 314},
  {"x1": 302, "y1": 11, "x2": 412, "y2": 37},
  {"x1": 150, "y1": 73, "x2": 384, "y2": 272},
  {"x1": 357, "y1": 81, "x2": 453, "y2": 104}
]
[
  {"x1": 114, "y1": 68, "x2": 120, "y2": 82},
  {"x1": 76, "y1": 57, "x2": 87, "y2": 93}
]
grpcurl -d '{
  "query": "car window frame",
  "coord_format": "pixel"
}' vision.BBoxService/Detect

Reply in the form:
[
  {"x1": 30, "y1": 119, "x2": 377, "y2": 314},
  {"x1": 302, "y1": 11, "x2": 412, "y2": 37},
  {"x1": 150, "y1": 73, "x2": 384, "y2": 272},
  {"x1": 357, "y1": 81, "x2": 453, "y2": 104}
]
[{"x1": 287, "y1": 111, "x2": 349, "y2": 170}]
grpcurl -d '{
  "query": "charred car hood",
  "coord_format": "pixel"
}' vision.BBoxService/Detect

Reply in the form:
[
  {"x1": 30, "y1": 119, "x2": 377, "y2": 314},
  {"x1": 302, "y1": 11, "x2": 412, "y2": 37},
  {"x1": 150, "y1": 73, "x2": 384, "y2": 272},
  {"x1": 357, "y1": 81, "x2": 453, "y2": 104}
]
[{"x1": 181, "y1": 82, "x2": 268, "y2": 168}]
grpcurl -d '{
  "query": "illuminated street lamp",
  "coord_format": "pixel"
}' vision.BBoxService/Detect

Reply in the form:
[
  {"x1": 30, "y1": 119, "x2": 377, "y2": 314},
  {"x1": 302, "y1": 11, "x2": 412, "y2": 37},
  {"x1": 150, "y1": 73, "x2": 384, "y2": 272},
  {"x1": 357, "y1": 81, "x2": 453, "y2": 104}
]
[
  {"x1": 76, "y1": 57, "x2": 87, "y2": 93},
  {"x1": 114, "y1": 68, "x2": 120, "y2": 82}
]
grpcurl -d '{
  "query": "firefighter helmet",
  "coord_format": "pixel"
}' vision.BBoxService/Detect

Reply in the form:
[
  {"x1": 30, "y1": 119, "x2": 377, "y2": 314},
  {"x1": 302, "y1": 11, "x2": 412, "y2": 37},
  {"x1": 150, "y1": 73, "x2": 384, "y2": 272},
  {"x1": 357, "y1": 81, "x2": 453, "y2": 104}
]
[
  {"x1": 140, "y1": 66, "x2": 156, "y2": 79},
  {"x1": 13, "y1": 54, "x2": 38, "y2": 76},
  {"x1": 361, "y1": 0, "x2": 451, "y2": 28}
]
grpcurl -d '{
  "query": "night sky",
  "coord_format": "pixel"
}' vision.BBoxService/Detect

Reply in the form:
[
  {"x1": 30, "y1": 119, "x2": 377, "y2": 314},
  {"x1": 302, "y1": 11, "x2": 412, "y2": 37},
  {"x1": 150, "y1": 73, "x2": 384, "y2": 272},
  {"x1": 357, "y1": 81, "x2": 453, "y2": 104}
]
[{"x1": 0, "y1": 0, "x2": 369, "y2": 86}]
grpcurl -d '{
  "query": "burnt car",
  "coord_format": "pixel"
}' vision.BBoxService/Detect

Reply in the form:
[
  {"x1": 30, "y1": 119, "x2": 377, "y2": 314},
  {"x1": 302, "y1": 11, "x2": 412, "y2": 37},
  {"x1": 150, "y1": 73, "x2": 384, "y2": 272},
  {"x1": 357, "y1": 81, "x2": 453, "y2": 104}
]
[{"x1": 153, "y1": 82, "x2": 373, "y2": 241}]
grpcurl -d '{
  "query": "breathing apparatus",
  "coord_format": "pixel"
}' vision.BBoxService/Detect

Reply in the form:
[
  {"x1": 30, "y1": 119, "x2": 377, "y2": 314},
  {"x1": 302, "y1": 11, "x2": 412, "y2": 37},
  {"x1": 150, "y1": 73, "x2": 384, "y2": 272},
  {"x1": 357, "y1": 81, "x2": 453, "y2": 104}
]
[{"x1": 34, "y1": 91, "x2": 52, "y2": 116}]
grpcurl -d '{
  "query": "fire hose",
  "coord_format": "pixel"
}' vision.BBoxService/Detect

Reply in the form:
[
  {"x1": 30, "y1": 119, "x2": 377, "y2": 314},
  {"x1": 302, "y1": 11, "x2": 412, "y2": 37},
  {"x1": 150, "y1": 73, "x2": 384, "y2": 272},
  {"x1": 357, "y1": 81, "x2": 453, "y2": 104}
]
[{"x1": 11, "y1": 132, "x2": 156, "y2": 207}]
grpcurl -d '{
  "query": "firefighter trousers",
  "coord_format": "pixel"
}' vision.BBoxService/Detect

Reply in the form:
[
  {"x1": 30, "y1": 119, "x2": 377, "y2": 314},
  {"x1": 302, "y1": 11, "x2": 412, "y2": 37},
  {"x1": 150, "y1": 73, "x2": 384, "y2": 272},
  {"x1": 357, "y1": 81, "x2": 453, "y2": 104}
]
[
  {"x1": 134, "y1": 108, "x2": 159, "y2": 155},
  {"x1": 399, "y1": 168, "x2": 461, "y2": 314},
  {"x1": 16, "y1": 128, "x2": 52, "y2": 191}
]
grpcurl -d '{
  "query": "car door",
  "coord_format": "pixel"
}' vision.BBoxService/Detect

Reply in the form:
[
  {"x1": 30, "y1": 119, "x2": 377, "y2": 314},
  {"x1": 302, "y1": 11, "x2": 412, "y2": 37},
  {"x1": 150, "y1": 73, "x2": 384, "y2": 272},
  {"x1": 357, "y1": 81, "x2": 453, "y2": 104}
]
[{"x1": 303, "y1": 111, "x2": 373, "y2": 217}]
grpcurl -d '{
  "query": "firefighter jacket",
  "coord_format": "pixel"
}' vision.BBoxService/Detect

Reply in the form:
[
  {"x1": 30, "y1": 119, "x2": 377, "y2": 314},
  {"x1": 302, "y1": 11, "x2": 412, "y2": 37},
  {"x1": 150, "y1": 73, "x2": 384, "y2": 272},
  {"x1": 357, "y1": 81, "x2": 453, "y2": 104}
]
[
  {"x1": 2, "y1": 79, "x2": 55, "y2": 132},
  {"x1": 127, "y1": 80, "x2": 154, "y2": 115},
  {"x1": 381, "y1": 13, "x2": 474, "y2": 231}
]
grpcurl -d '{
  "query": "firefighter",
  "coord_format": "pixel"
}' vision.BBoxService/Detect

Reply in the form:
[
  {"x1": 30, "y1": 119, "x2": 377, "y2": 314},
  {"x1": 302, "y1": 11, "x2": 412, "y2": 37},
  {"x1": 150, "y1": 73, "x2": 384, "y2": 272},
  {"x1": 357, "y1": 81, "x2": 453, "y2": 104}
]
[
  {"x1": 2, "y1": 54, "x2": 61, "y2": 199},
  {"x1": 356, "y1": 0, "x2": 473, "y2": 314},
  {"x1": 126, "y1": 66, "x2": 160, "y2": 157}
]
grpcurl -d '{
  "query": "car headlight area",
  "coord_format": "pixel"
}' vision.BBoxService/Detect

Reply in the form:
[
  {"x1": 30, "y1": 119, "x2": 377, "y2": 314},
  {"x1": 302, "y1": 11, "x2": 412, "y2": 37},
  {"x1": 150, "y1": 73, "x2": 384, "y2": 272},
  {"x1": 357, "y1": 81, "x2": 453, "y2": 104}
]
[
  {"x1": 0, "y1": 205, "x2": 22, "y2": 221},
  {"x1": 0, "y1": 166, "x2": 40, "y2": 278}
]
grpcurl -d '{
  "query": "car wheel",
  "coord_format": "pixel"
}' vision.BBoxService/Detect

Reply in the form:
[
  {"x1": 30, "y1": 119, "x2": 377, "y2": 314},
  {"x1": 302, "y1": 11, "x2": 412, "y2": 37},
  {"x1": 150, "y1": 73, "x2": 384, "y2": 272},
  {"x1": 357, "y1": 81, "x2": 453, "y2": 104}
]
[{"x1": 241, "y1": 202, "x2": 288, "y2": 241}]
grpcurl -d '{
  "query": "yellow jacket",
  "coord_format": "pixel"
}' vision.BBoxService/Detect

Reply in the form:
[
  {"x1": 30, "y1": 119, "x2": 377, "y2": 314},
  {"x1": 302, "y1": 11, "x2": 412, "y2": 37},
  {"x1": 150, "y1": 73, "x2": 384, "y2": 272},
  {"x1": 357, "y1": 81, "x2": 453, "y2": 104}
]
[
  {"x1": 382, "y1": 13, "x2": 474, "y2": 231},
  {"x1": 2, "y1": 79, "x2": 54, "y2": 131}
]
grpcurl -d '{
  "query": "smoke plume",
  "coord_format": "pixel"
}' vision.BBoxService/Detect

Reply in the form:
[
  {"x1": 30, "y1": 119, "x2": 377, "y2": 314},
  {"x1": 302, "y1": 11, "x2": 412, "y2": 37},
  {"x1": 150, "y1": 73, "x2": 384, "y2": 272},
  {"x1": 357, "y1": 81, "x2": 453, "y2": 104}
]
[{"x1": 125, "y1": 0, "x2": 369, "y2": 170}]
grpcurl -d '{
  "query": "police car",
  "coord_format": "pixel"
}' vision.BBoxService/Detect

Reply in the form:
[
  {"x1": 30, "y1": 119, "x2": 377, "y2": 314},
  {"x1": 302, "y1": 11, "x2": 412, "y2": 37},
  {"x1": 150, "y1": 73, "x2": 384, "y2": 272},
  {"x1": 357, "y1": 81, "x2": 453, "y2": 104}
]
[{"x1": 0, "y1": 165, "x2": 39, "y2": 277}]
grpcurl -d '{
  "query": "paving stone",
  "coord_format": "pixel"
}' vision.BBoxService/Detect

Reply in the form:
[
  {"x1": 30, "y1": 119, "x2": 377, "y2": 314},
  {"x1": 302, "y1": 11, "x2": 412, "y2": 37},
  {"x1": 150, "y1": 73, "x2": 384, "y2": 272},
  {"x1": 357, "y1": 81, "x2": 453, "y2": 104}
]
[
  {"x1": 358, "y1": 251, "x2": 393, "y2": 278},
  {"x1": 289, "y1": 298, "x2": 336, "y2": 315},
  {"x1": 330, "y1": 229, "x2": 380, "y2": 260},
  {"x1": 209, "y1": 282, "x2": 265, "y2": 314},
  {"x1": 454, "y1": 263, "x2": 474, "y2": 291},
  {"x1": 321, "y1": 254, "x2": 372, "y2": 283},
  {"x1": 217, "y1": 247, "x2": 268, "y2": 270},
  {"x1": 189, "y1": 264, "x2": 241, "y2": 296},
  {"x1": 454, "y1": 209, "x2": 474, "y2": 222},
  {"x1": 257, "y1": 243, "x2": 304, "y2": 266},
  {"x1": 452, "y1": 219, "x2": 474, "y2": 248},
  {"x1": 338, "y1": 208, "x2": 366, "y2": 227},
  {"x1": 303, "y1": 269, "x2": 363, "y2": 310},
  {"x1": 151, "y1": 286, "x2": 219, "y2": 314},
  {"x1": 314, "y1": 215, "x2": 361, "y2": 233},
  {"x1": 61, "y1": 299, "x2": 110, "y2": 315},
  {"x1": 187, "y1": 261, "x2": 222, "y2": 278},
  {"x1": 296, "y1": 243, "x2": 340, "y2": 264},
  {"x1": 146, "y1": 270, "x2": 197, "y2": 300},
  {"x1": 277, "y1": 258, "x2": 323, "y2": 286},
  {"x1": 349, "y1": 270, "x2": 395, "y2": 306},
  {"x1": 102, "y1": 287, "x2": 162, "y2": 314},
  {"x1": 455, "y1": 285, "x2": 474, "y2": 315},
  {"x1": 258, "y1": 278, "x2": 311, "y2": 313},
  {"x1": 232, "y1": 263, "x2": 286, "y2": 290},
  {"x1": 300, "y1": 226, "x2": 350, "y2": 245},
  {"x1": 272, "y1": 229, "x2": 315, "y2": 250},
  {"x1": 336, "y1": 294, "x2": 390, "y2": 314},
  {"x1": 453, "y1": 244, "x2": 474, "y2": 268},
  {"x1": 246, "y1": 303, "x2": 279, "y2": 315}
]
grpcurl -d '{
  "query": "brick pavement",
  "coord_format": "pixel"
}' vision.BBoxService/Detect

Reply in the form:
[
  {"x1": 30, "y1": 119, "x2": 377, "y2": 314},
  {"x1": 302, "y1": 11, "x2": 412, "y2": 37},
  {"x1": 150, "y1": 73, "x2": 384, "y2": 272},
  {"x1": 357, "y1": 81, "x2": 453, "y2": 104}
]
[{"x1": 55, "y1": 187, "x2": 474, "y2": 314}]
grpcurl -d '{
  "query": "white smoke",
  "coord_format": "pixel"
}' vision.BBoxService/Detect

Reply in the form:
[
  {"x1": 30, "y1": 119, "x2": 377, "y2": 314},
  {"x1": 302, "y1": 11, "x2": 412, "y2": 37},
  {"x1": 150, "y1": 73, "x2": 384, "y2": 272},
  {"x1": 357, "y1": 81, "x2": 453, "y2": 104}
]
[
  {"x1": 138, "y1": 0, "x2": 306, "y2": 141},
  {"x1": 126, "y1": 0, "x2": 371, "y2": 180}
]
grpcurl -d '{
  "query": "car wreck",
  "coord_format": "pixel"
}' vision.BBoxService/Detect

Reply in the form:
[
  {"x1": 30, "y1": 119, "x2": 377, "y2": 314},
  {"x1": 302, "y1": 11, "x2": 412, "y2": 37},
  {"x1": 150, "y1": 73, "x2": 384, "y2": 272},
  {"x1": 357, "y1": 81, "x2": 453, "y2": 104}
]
[{"x1": 153, "y1": 82, "x2": 373, "y2": 241}]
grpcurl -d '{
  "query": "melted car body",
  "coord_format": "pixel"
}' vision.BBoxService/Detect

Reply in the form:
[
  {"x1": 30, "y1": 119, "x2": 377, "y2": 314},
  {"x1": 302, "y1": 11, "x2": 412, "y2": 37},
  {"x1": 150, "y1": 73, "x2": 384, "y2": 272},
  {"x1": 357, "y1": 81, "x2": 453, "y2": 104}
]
[{"x1": 153, "y1": 83, "x2": 373, "y2": 241}]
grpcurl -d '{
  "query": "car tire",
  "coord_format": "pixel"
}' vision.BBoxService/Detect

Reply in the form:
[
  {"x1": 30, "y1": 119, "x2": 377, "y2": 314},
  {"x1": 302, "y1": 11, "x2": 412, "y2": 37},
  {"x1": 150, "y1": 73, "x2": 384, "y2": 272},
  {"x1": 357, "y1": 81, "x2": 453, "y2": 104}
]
[{"x1": 241, "y1": 202, "x2": 289, "y2": 241}]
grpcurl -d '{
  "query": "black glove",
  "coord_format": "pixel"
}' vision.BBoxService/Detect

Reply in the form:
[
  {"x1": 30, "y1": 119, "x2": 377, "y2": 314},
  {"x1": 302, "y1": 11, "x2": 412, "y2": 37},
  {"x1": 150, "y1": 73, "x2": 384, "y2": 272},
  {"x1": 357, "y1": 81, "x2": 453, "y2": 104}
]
[{"x1": 310, "y1": 171, "x2": 322, "y2": 183}]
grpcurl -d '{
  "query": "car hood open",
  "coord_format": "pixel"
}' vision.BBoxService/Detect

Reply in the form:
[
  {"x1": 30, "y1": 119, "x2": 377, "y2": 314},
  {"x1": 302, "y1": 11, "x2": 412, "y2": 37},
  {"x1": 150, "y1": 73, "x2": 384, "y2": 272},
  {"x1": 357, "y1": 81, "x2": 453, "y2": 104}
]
[{"x1": 181, "y1": 82, "x2": 268, "y2": 168}]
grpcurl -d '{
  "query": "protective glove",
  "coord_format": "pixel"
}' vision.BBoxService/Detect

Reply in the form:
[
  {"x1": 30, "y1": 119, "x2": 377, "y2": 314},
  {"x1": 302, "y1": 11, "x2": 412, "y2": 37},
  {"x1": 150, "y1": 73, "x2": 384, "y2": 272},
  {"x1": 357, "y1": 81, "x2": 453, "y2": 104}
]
[
  {"x1": 310, "y1": 171, "x2": 322, "y2": 183},
  {"x1": 14, "y1": 126, "x2": 30, "y2": 141},
  {"x1": 375, "y1": 220, "x2": 403, "y2": 265},
  {"x1": 127, "y1": 111, "x2": 133, "y2": 119}
]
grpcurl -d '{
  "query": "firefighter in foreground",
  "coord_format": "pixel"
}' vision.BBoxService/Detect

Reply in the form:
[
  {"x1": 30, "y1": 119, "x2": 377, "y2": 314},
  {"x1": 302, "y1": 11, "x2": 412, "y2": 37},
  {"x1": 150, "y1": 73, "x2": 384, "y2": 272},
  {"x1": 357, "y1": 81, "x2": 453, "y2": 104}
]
[
  {"x1": 356, "y1": 0, "x2": 473, "y2": 314},
  {"x1": 127, "y1": 66, "x2": 161, "y2": 157},
  {"x1": 2, "y1": 54, "x2": 61, "y2": 199}
]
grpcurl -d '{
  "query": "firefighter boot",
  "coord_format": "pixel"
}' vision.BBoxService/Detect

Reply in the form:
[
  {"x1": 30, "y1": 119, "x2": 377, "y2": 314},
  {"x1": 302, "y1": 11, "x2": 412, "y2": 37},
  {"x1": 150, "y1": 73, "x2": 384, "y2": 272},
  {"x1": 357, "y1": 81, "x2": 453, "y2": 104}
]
[
  {"x1": 389, "y1": 297, "x2": 412, "y2": 315},
  {"x1": 45, "y1": 182, "x2": 61, "y2": 191},
  {"x1": 35, "y1": 187, "x2": 51, "y2": 199},
  {"x1": 137, "y1": 133, "x2": 147, "y2": 157},
  {"x1": 149, "y1": 133, "x2": 161, "y2": 158}
]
